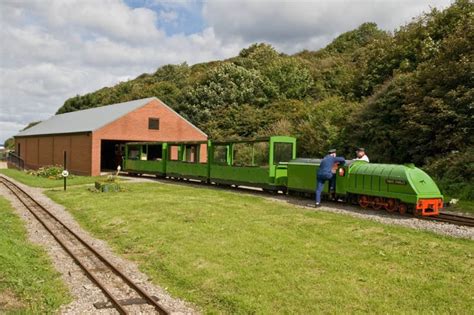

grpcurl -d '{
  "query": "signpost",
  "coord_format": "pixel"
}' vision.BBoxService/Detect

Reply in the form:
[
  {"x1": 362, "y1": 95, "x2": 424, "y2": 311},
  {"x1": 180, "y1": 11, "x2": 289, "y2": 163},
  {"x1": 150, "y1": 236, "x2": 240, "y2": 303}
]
[{"x1": 62, "y1": 151, "x2": 68, "y2": 191}]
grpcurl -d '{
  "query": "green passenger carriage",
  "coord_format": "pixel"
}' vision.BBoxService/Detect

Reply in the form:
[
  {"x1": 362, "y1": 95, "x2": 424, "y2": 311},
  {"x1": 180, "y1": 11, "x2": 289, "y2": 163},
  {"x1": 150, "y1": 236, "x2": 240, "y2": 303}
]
[
  {"x1": 123, "y1": 142, "x2": 167, "y2": 176},
  {"x1": 123, "y1": 136, "x2": 296, "y2": 191},
  {"x1": 208, "y1": 136, "x2": 296, "y2": 190}
]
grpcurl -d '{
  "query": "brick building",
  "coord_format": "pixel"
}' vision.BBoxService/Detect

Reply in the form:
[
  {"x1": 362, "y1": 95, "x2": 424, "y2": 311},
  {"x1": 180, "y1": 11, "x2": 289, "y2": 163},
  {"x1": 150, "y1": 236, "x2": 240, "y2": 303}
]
[{"x1": 14, "y1": 97, "x2": 207, "y2": 176}]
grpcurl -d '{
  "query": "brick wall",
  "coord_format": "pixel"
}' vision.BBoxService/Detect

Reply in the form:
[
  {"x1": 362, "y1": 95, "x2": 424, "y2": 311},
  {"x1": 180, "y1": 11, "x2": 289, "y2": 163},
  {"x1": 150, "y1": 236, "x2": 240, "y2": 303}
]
[
  {"x1": 14, "y1": 134, "x2": 92, "y2": 175},
  {"x1": 91, "y1": 99, "x2": 207, "y2": 175}
]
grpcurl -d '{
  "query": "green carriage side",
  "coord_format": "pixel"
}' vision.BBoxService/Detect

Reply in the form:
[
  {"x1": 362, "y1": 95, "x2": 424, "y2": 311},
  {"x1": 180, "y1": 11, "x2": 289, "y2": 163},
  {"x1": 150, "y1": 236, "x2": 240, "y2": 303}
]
[
  {"x1": 123, "y1": 142, "x2": 167, "y2": 176},
  {"x1": 165, "y1": 140, "x2": 209, "y2": 181},
  {"x1": 209, "y1": 136, "x2": 296, "y2": 191}
]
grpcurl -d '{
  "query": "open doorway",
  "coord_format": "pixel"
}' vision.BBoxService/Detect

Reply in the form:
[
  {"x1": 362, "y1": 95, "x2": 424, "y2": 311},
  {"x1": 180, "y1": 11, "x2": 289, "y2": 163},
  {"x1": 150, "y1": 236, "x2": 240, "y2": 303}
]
[{"x1": 100, "y1": 140, "x2": 130, "y2": 172}]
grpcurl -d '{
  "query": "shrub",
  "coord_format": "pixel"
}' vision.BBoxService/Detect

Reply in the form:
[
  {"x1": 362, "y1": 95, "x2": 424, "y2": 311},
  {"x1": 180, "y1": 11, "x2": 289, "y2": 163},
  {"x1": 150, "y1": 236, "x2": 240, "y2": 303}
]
[
  {"x1": 423, "y1": 149, "x2": 474, "y2": 200},
  {"x1": 26, "y1": 165, "x2": 69, "y2": 180}
]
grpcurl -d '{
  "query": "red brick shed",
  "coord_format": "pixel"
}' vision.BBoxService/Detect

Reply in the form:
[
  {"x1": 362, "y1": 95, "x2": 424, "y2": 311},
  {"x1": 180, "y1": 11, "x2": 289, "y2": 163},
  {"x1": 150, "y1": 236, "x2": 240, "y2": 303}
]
[{"x1": 14, "y1": 97, "x2": 207, "y2": 176}]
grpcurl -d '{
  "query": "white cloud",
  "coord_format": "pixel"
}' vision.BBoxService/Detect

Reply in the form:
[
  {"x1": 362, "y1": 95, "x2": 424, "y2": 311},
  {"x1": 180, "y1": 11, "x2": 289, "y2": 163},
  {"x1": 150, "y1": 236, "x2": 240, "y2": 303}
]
[
  {"x1": 0, "y1": 0, "x2": 239, "y2": 142},
  {"x1": 203, "y1": 0, "x2": 453, "y2": 52},
  {"x1": 0, "y1": 0, "x2": 454, "y2": 143}
]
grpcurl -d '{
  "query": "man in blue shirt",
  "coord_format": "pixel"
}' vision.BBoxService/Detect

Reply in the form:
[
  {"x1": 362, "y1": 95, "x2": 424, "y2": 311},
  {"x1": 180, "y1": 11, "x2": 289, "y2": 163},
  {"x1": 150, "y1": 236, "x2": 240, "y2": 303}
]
[{"x1": 315, "y1": 149, "x2": 345, "y2": 207}]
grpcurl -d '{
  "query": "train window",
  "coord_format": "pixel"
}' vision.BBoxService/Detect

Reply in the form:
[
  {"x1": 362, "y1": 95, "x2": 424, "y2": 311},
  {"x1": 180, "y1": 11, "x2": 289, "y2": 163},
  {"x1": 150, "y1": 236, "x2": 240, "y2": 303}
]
[
  {"x1": 127, "y1": 146, "x2": 140, "y2": 160},
  {"x1": 168, "y1": 145, "x2": 180, "y2": 161},
  {"x1": 213, "y1": 145, "x2": 228, "y2": 165},
  {"x1": 185, "y1": 145, "x2": 197, "y2": 163},
  {"x1": 148, "y1": 118, "x2": 160, "y2": 130},
  {"x1": 253, "y1": 142, "x2": 269, "y2": 167},
  {"x1": 147, "y1": 145, "x2": 162, "y2": 160},
  {"x1": 233, "y1": 142, "x2": 269, "y2": 167},
  {"x1": 274, "y1": 142, "x2": 293, "y2": 164},
  {"x1": 233, "y1": 143, "x2": 253, "y2": 167}
]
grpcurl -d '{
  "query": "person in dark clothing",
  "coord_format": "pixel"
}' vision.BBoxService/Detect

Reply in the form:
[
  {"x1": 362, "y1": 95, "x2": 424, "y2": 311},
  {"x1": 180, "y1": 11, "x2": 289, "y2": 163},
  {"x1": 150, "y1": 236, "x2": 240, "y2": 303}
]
[{"x1": 315, "y1": 149, "x2": 345, "y2": 207}]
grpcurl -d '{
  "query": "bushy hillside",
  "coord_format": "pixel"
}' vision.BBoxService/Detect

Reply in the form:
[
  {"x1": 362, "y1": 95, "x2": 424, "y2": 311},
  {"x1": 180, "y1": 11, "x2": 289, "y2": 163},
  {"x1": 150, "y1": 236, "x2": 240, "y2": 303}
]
[{"x1": 57, "y1": 0, "x2": 473, "y2": 199}]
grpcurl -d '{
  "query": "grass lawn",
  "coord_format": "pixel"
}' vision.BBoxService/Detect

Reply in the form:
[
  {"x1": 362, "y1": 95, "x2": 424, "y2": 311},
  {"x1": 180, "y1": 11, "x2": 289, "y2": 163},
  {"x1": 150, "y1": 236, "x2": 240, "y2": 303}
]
[
  {"x1": 46, "y1": 182, "x2": 474, "y2": 314},
  {"x1": 0, "y1": 196, "x2": 71, "y2": 313},
  {"x1": 0, "y1": 168, "x2": 105, "y2": 188}
]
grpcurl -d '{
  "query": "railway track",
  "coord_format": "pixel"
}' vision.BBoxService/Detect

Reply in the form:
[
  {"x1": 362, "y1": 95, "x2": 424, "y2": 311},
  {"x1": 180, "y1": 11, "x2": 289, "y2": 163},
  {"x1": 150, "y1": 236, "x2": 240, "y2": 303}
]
[
  {"x1": 0, "y1": 176, "x2": 169, "y2": 315},
  {"x1": 423, "y1": 212, "x2": 474, "y2": 227}
]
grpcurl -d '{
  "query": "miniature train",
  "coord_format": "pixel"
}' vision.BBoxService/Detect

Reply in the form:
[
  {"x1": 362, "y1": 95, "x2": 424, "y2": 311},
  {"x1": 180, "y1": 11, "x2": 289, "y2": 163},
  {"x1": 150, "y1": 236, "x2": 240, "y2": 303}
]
[{"x1": 122, "y1": 136, "x2": 443, "y2": 216}]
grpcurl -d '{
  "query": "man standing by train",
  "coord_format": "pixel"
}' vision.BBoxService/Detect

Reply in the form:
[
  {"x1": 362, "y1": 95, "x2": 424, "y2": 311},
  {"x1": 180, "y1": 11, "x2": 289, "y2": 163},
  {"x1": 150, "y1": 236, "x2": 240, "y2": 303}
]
[{"x1": 315, "y1": 149, "x2": 346, "y2": 207}]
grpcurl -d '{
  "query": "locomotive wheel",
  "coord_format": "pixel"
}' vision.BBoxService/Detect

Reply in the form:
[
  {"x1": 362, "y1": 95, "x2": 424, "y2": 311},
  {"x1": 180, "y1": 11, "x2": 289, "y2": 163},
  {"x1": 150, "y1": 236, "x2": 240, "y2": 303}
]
[
  {"x1": 385, "y1": 198, "x2": 398, "y2": 213},
  {"x1": 358, "y1": 195, "x2": 370, "y2": 208},
  {"x1": 373, "y1": 197, "x2": 383, "y2": 210},
  {"x1": 399, "y1": 203, "x2": 408, "y2": 215}
]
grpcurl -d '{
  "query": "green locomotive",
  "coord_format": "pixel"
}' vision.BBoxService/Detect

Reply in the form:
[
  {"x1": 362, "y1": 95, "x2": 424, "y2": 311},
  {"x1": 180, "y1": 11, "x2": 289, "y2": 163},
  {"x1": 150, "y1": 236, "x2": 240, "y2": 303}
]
[
  {"x1": 123, "y1": 136, "x2": 443, "y2": 216},
  {"x1": 287, "y1": 159, "x2": 443, "y2": 216}
]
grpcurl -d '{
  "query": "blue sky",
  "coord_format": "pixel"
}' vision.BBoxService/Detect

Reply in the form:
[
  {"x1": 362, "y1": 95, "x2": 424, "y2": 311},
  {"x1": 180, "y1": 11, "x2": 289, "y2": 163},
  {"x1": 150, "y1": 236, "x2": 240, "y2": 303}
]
[
  {"x1": 0, "y1": 0, "x2": 453, "y2": 143},
  {"x1": 124, "y1": 0, "x2": 206, "y2": 35}
]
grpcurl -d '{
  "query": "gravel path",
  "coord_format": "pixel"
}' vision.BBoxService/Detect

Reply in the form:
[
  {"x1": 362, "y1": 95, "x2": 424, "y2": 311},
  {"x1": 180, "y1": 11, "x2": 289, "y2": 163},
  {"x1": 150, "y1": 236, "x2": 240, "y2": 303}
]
[
  {"x1": 0, "y1": 175, "x2": 198, "y2": 315},
  {"x1": 120, "y1": 174, "x2": 474, "y2": 240}
]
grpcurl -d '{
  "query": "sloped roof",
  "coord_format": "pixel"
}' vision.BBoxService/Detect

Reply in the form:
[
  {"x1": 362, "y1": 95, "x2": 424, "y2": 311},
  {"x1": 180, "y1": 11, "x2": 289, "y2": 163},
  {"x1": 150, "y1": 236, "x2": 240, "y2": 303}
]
[{"x1": 16, "y1": 97, "x2": 157, "y2": 137}]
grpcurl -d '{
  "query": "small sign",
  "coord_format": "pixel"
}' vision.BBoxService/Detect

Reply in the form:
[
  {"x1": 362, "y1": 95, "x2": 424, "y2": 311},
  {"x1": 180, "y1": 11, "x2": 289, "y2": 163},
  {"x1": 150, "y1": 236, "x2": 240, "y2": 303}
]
[
  {"x1": 386, "y1": 178, "x2": 406, "y2": 185},
  {"x1": 62, "y1": 170, "x2": 69, "y2": 177}
]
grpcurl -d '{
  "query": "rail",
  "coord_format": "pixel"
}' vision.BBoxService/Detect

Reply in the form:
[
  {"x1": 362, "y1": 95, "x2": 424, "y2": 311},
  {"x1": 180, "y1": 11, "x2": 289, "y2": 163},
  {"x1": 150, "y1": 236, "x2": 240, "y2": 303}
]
[
  {"x1": 0, "y1": 176, "x2": 169, "y2": 314},
  {"x1": 423, "y1": 212, "x2": 474, "y2": 227}
]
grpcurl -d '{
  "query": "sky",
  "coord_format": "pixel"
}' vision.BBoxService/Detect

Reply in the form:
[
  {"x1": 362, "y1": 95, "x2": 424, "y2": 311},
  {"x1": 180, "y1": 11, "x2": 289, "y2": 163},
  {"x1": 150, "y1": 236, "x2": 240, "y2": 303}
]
[{"x1": 0, "y1": 0, "x2": 453, "y2": 143}]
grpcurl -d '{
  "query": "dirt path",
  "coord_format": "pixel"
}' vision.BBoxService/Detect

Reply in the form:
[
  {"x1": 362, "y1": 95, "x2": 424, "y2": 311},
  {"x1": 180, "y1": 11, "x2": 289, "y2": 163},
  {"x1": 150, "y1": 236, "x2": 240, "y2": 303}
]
[{"x1": 0, "y1": 174, "x2": 198, "y2": 315}]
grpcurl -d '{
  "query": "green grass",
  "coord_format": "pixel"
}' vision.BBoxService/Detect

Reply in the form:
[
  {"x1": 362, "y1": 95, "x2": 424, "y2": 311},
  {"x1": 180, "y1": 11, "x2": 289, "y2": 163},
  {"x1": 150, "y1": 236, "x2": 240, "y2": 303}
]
[
  {"x1": 46, "y1": 182, "x2": 474, "y2": 314},
  {"x1": 0, "y1": 196, "x2": 71, "y2": 313},
  {"x1": 0, "y1": 168, "x2": 104, "y2": 188}
]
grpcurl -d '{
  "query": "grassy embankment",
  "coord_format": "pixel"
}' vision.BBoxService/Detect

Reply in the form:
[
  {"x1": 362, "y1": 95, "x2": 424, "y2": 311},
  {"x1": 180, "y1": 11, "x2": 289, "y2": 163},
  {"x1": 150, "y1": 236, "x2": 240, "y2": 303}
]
[
  {"x1": 0, "y1": 168, "x2": 106, "y2": 188},
  {"x1": 0, "y1": 196, "x2": 70, "y2": 313},
  {"x1": 46, "y1": 182, "x2": 474, "y2": 314}
]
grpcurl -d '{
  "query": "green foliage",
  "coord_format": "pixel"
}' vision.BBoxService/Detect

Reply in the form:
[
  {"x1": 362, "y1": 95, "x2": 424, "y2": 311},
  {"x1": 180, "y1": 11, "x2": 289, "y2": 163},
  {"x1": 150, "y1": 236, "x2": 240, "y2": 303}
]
[
  {"x1": 4, "y1": 137, "x2": 14, "y2": 150},
  {"x1": 424, "y1": 149, "x2": 474, "y2": 200},
  {"x1": 295, "y1": 97, "x2": 360, "y2": 157},
  {"x1": 263, "y1": 57, "x2": 314, "y2": 99},
  {"x1": 324, "y1": 22, "x2": 388, "y2": 54},
  {"x1": 179, "y1": 63, "x2": 276, "y2": 136},
  {"x1": 233, "y1": 43, "x2": 281, "y2": 69},
  {"x1": 26, "y1": 165, "x2": 67, "y2": 180}
]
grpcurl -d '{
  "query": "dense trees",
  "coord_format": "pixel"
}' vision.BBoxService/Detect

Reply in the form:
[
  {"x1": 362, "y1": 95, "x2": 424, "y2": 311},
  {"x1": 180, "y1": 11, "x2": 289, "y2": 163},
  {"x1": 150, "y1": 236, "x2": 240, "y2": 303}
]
[{"x1": 54, "y1": 0, "x2": 472, "y2": 199}]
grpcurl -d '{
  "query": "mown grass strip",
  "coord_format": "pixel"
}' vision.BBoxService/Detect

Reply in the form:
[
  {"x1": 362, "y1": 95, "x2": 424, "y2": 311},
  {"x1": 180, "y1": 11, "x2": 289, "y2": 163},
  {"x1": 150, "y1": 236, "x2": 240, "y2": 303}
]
[
  {"x1": 0, "y1": 168, "x2": 104, "y2": 188},
  {"x1": 0, "y1": 196, "x2": 71, "y2": 313},
  {"x1": 47, "y1": 182, "x2": 474, "y2": 314}
]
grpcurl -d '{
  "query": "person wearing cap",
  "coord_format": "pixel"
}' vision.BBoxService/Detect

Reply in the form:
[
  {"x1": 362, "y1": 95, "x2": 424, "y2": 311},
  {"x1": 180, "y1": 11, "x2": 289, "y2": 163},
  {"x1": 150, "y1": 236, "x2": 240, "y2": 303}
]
[
  {"x1": 315, "y1": 149, "x2": 346, "y2": 207},
  {"x1": 354, "y1": 147, "x2": 370, "y2": 162}
]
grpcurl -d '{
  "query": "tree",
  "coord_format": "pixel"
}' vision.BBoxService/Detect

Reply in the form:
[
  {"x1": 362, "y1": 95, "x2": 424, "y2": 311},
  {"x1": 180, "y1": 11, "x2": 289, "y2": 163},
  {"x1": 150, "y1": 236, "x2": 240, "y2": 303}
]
[{"x1": 263, "y1": 57, "x2": 314, "y2": 100}]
